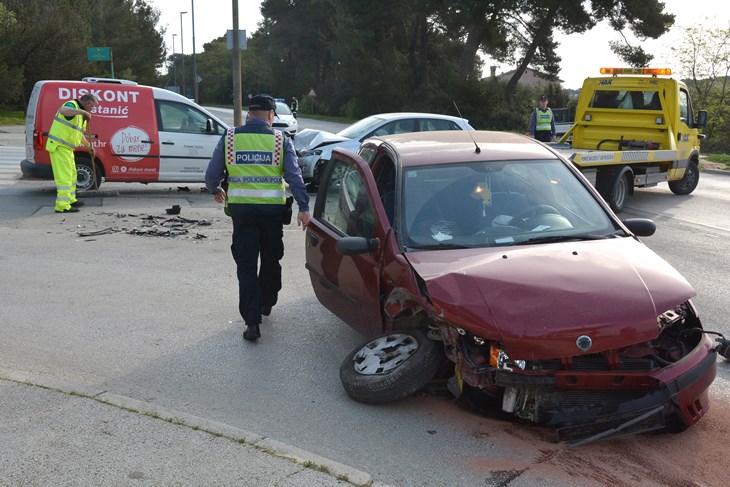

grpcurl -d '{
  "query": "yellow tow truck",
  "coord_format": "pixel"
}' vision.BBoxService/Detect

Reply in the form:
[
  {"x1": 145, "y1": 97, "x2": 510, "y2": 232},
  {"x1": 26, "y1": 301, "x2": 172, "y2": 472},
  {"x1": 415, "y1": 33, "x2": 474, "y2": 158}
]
[{"x1": 554, "y1": 67, "x2": 708, "y2": 211}]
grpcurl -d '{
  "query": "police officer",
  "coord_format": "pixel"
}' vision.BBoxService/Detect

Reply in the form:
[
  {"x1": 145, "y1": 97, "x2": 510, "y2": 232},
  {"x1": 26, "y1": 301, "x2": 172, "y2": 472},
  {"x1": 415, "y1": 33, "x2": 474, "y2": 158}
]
[
  {"x1": 46, "y1": 93, "x2": 99, "y2": 213},
  {"x1": 205, "y1": 94, "x2": 310, "y2": 341},
  {"x1": 290, "y1": 96, "x2": 299, "y2": 118},
  {"x1": 529, "y1": 95, "x2": 555, "y2": 143}
]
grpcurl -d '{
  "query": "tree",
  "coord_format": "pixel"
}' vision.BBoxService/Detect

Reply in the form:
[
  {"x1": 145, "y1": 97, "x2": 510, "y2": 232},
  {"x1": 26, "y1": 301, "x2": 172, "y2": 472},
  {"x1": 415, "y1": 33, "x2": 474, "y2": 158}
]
[
  {"x1": 0, "y1": 2, "x2": 23, "y2": 106},
  {"x1": 672, "y1": 23, "x2": 730, "y2": 153},
  {"x1": 87, "y1": 0, "x2": 166, "y2": 85}
]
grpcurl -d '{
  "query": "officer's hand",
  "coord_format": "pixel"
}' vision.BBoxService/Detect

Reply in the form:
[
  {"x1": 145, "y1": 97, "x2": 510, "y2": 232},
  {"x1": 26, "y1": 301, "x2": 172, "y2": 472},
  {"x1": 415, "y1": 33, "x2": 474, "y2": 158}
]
[
  {"x1": 298, "y1": 211, "x2": 310, "y2": 230},
  {"x1": 213, "y1": 189, "x2": 226, "y2": 204}
]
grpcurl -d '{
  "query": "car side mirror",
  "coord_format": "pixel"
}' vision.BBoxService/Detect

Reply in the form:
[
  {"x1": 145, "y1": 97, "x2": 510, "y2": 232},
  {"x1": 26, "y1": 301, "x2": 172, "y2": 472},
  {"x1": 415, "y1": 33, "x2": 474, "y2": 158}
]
[
  {"x1": 695, "y1": 110, "x2": 708, "y2": 128},
  {"x1": 336, "y1": 236, "x2": 380, "y2": 255},
  {"x1": 622, "y1": 218, "x2": 656, "y2": 237},
  {"x1": 206, "y1": 119, "x2": 215, "y2": 134}
]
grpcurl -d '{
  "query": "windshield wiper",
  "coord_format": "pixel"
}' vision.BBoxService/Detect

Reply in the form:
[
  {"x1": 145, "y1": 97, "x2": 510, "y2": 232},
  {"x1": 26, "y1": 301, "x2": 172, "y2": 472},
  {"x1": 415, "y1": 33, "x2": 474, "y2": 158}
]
[
  {"x1": 411, "y1": 243, "x2": 471, "y2": 250},
  {"x1": 519, "y1": 233, "x2": 620, "y2": 245}
]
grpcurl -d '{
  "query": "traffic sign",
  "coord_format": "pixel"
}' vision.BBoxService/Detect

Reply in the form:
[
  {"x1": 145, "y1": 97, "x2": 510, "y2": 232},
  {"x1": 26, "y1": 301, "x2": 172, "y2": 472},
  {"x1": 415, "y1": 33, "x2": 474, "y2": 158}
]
[{"x1": 87, "y1": 47, "x2": 111, "y2": 61}]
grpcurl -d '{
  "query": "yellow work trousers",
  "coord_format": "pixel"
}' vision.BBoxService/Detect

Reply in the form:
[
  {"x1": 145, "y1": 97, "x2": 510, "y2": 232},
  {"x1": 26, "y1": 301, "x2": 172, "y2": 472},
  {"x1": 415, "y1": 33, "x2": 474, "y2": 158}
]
[{"x1": 49, "y1": 147, "x2": 78, "y2": 211}]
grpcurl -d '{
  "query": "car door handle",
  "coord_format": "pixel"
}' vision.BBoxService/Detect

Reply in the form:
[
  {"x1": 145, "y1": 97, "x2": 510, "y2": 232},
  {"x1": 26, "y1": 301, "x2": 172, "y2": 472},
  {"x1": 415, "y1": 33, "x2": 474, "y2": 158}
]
[
  {"x1": 308, "y1": 233, "x2": 321, "y2": 247},
  {"x1": 161, "y1": 141, "x2": 175, "y2": 145},
  {"x1": 141, "y1": 140, "x2": 154, "y2": 144}
]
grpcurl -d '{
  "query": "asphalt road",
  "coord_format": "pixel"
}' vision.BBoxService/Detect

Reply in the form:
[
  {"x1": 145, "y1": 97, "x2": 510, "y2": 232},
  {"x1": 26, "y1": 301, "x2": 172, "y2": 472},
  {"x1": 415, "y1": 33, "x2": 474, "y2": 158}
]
[{"x1": 1, "y1": 119, "x2": 729, "y2": 486}]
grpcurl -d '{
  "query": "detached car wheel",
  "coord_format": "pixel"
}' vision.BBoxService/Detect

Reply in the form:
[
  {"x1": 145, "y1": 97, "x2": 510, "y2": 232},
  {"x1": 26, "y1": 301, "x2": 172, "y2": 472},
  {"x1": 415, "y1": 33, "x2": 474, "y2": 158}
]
[{"x1": 340, "y1": 330, "x2": 443, "y2": 404}]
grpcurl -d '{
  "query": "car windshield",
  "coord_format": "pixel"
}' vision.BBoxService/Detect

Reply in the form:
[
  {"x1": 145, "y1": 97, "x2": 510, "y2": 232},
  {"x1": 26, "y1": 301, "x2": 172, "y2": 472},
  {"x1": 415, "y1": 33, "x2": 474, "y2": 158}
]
[
  {"x1": 276, "y1": 102, "x2": 292, "y2": 116},
  {"x1": 337, "y1": 116, "x2": 386, "y2": 139},
  {"x1": 402, "y1": 159, "x2": 619, "y2": 249}
]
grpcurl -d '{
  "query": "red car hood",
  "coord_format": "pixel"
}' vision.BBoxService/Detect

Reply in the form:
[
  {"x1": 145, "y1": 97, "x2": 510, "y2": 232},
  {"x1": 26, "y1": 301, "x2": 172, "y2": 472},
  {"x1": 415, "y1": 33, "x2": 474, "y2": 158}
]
[{"x1": 404, "y1": 238, "x2": 696, "y2": 360}]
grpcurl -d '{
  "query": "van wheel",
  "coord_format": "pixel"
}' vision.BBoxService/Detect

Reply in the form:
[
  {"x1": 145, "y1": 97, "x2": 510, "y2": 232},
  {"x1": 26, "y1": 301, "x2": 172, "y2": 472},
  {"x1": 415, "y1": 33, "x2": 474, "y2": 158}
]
[
  {"x1": 669, "y1": 161, "x2": 699, "y2": 195},
  {"x1": 75, "y1": 157, "x2": 102, "y2": 192},
  {"x1": 340, "y1": 330, "x2": 444, "y2": 404}
]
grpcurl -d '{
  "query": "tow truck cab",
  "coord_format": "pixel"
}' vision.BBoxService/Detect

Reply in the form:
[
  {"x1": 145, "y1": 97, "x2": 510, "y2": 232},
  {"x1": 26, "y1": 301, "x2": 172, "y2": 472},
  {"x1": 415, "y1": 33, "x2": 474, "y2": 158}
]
[{"x1": 557, "y1": 67, "x2": 708, "y2": 212}]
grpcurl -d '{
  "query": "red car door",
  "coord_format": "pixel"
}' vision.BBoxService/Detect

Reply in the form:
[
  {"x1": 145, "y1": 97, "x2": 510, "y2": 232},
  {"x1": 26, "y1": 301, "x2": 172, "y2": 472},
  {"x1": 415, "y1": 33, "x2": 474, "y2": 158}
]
[{"x1": 305, "y1": 149, "x2": 392, "y2": 337}]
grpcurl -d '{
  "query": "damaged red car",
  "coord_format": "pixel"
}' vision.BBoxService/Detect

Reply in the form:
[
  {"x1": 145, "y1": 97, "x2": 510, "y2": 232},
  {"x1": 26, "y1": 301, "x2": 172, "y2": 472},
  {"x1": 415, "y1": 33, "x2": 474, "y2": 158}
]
[{"x1": 304, "y1": 130, "x2": 726, "y2": 445}]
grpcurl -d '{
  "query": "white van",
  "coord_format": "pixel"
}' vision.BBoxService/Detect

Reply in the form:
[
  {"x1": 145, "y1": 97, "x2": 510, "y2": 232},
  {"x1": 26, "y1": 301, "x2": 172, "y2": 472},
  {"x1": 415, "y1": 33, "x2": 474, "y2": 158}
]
[{"x1": 21, "y1": 78, "x2": 228, "y2": 191}]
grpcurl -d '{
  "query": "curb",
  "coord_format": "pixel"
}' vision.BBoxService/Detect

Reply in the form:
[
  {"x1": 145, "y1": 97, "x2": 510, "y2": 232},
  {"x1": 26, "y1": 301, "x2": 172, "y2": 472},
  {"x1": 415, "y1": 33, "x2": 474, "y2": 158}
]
[{"x1": 0, "y1": 369, "x2": 395, "y2": 487}]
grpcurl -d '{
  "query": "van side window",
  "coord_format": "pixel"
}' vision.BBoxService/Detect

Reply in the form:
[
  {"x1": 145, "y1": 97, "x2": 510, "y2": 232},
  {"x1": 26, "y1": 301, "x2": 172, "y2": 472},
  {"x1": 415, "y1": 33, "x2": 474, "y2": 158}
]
[{"x1": 157, "y1": 100, "x2": 224, "y2": 135}]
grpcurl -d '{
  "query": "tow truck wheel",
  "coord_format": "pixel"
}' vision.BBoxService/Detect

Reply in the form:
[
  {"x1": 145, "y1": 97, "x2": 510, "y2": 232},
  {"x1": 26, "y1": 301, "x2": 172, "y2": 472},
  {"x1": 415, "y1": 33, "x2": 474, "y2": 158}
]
[
  {"x1": 609, "y1": 172, "x2": 631, "y2": 213},
  {"x1": 668, "y1": 160, "x2": 699, "y2": 195},
  {"x1": 75, "y1": 156, "x2": 102, "y2": 192},
  {"x1": 340, "y1": 330, "x2": 444, "y2": 404}
]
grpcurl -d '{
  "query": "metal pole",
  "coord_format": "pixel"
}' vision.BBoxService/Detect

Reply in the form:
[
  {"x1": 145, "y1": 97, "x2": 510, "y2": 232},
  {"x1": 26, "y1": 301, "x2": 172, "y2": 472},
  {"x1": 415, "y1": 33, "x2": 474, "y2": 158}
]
[
  {"x1": 180, "y1": 11, "x2": 188, "y2": 98},
  {"x1": 172, "y1": 34, "x2": 177, "y2": 90},
  {"x1": 232, "y1": 0, "x2": 242, "y2": 126},
  {"x1": 192, "y1": 0, "x2": 198, "y2": 103}
]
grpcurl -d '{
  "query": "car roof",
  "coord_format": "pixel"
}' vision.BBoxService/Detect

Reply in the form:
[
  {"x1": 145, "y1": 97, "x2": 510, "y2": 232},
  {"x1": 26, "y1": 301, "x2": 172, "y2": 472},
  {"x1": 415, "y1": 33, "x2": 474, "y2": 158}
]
[
  {"x1": 363, "y1": 112, "x2": 468, "y2": 122},
  {"x1": 373, "y1": 130, "x2": 556, "y2": 167}
]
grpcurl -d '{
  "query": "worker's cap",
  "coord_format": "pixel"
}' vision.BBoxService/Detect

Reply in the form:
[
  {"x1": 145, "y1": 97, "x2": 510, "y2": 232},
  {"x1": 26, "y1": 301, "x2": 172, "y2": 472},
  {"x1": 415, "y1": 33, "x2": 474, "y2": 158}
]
[
  {"x1": 540, "y1": 95, "x2": 549, "y2": 101},
  {"x1": 249, "y1": 94, "x2": 277, "y2": 113}
]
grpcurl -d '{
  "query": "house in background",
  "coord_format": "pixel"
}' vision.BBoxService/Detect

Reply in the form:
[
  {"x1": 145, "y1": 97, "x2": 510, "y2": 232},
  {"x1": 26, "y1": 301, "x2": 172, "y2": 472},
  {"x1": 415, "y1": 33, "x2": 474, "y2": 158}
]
[{"x1": 489, "y1": 66, "x2": 564, "y2": 87}]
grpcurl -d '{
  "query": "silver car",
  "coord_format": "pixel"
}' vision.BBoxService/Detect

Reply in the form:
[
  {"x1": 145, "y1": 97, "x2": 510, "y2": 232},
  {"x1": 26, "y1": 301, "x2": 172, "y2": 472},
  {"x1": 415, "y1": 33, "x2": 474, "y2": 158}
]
[
  {"x1": 272, "y1": 101, "x2": 298, "y2": 137},
  {"x1": 294, "y1": 112, "x2": 473, "y2": 188}
]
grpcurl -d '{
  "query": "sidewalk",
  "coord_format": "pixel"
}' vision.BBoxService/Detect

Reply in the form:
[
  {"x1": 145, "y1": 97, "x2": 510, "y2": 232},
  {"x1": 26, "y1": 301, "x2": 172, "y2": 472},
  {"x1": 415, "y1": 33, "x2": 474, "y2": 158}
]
[{"x1": 0, "y1": 370, "x2": 388, "y2": 487}]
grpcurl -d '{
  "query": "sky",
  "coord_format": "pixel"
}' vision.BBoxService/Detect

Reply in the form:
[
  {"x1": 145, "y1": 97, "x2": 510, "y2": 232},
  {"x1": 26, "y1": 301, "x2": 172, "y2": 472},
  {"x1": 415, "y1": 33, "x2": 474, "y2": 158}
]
[{"x1": 150, "y1": 0, "x2": 728, "y2": 89}]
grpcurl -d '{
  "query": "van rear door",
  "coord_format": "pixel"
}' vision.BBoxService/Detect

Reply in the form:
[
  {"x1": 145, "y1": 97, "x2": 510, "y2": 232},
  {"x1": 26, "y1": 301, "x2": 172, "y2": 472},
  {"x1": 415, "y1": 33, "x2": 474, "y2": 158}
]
[{"x1": 155, "y1": 100, "x2": 226, "y2": 181}]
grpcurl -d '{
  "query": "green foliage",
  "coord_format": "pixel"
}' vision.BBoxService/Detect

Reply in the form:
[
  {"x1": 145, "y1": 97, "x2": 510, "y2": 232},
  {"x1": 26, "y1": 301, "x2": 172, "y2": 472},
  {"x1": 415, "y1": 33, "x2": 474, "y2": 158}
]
[{"x1": 0, "y1": 0, "x2": 165, "y2": 107}]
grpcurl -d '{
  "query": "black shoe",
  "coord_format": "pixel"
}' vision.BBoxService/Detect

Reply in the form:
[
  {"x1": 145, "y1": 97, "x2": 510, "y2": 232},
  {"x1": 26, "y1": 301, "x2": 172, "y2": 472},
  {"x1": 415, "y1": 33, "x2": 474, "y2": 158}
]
[
  {"x1": 55, "y1": 207, "x2": 80, "y2": 213},
  {"x1": 243, "y1": 323, "x2": 261, "y2": 341},
  {"x1": 71, "y1": 200, "x2": 85, "y2": 207},
  {"x1": 261, "y1": 306, "x2": 272, "y2": 317}
]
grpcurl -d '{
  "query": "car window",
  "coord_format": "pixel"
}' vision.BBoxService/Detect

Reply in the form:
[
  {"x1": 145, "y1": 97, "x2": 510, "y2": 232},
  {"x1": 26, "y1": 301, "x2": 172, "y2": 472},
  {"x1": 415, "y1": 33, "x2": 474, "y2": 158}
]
[
  {"x1": 337, "y1": 116, "x2": 385, "y2": 139},
  {"x1": 318, "y1": 158, "x2": 377, "y2": 237},
  {"x1": 157, "y1": 100, "x2": 225, "y2": 135},
  {"x1": 420, "y1": 119, "x2": 460, "y2": 131},
  {"x1": 679, "y1": 89, "x2": 690, "y2": 124},
  {"x1": 371, "y1": 119, "x2": 417, "y2": 137},
  {"x1": 402, "y1": 159, "x2": 615, "y2": 249},
  {"x1": 275, "y1": 102, "x2": 292, "y2": 116}
]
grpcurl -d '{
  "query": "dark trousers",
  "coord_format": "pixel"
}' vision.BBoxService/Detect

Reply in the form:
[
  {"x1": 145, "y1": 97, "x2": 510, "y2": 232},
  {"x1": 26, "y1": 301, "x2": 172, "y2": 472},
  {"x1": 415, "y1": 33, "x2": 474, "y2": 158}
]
[
  {"x1": 231, "y1": 213, "x2": 284, "y2": 326},
  {"x1": 534, "y1": 130, "x2": 552, "y2": 142}
]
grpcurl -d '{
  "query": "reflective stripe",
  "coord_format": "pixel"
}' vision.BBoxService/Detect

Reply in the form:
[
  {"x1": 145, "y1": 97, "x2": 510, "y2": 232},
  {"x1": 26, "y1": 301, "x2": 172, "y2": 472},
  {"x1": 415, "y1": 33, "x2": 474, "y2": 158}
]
[
  {"x1": 53, "y1": 115, "x2": 85, "y2": 133},
  {"x1": 229, "y1": 188, "x2": 286, "y2": 198},
  {"x1": 48, "y1": 134, "x2": 77, "y2": 149},
  {"x1": 56, "y1": 196, "x2": 71, "y2": 202},
  {"x1": 228, "y1": 176, "x2": 283, "y2": 184},
  {"x1": 56, "y1": 185, "x2": 71, "y2": 190}
]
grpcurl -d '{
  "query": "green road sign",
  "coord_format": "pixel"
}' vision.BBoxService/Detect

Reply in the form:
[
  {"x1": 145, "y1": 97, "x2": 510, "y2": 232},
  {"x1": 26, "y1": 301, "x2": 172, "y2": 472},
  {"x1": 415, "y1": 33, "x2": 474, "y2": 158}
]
[{"x1": 87, "y1": 47, "x2": 111, "y2": 62}]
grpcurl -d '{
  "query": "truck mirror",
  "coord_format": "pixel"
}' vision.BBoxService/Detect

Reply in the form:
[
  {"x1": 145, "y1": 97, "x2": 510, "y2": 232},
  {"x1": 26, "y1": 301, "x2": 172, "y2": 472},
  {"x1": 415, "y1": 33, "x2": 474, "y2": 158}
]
[{"x1": 695, "y1": 110, "x2": 708, "y2": 128}]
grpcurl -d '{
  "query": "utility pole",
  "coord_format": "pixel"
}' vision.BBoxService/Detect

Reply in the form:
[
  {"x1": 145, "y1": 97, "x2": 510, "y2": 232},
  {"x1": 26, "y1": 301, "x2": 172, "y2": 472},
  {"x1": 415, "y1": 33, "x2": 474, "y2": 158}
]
[
  {"x1": 172, "y1": 34, "x2": 177, "y2": 90},
  {"x1": 180, "y1": 10, "x2": 188, "y2": 97},
  {"x1": 232, "y1": 0, "x2": 242, "y2": 126},
  {"x1": 192, "y1": 0, "x2": 198, "y2": 103}
]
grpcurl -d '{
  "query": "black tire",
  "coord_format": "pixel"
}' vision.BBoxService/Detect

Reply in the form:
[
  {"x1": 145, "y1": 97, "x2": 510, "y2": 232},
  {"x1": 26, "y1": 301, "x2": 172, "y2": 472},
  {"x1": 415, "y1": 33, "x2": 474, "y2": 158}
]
[
  {"x1": 340, "y1": 330, "x2": 444, "y2": 404},
  {"x1": 668, "y1": 160, "x2": 699, "y2": 195},
  {"x1": 75, "y1": 156, "x2": 102, "y2": 192},
  {"x1": 610, "y1": 171, "x2": 631, "y2": 213}
]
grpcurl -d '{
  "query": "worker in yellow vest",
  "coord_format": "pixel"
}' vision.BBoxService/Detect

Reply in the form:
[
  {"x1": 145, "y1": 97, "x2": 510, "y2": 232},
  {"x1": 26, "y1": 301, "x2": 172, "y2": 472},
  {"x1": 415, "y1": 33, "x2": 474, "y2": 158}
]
[
  {"x1": 46, "y1": 93, "x2": 99, "y2": 213},
  {"x1": 205, "y1": 94, "x2": 310, "y2": 341},
  {"x1": 529, "y1": 95, "x2": 555, "y2": 143}
]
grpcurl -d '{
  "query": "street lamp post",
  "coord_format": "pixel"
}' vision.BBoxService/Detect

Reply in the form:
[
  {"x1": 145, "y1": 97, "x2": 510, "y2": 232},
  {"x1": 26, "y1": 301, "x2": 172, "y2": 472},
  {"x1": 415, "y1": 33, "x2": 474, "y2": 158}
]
[
  {"x1": 191, "y1": 0, "x2": 198, "y2": 103},
  {"x1": 172, "y1": 33, "x2": 177, "y2": 90},
  {"x1": 180, "y1": 10, "x2": 188, "y2": 98}
]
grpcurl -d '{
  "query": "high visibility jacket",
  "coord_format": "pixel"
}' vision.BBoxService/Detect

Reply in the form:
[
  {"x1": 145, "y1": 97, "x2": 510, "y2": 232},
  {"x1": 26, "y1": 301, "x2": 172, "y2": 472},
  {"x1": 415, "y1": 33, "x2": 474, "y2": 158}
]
[
  {"x1": 46, "y1": 100, "x2": 86, "y2": 152},
  {"x1": 291, "y1": 100, "x2": 299, "y2": 111},
  {"x1": 224, "y1": 127, "x2": 286, "y2": 209},
  {"x1": 535, "y1": 108, "x2": 553, "y2": 132}
]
